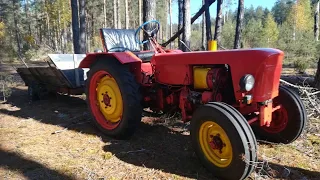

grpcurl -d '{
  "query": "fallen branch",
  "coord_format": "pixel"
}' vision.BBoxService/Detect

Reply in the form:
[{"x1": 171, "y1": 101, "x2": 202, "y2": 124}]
[
  {"x1": 52, "y1": 127, "x2": 68, "y2": 134},
  {"x1": 280, "y1": 79, "x2": 320, "y2": 118},
  {"x1": 279, "y1": 79, "x2": 316, "y2": 90}
]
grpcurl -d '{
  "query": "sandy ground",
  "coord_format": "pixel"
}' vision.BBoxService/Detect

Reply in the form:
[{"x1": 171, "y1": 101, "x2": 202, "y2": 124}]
[{"x1": 0, "y1": 64, "x2": 319, "y2": 180}]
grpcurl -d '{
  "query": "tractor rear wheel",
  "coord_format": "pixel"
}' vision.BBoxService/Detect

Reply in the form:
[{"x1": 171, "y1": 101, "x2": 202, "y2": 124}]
[
  {"x1": 253, "y1": 85, "x2": 307, "y2": 144},
  {"x1": 191, "y1": 102, "x2": 257, "y2": 180},
  {"x1": 86, "y1": 59, "x2": 142, "y2": 139}
]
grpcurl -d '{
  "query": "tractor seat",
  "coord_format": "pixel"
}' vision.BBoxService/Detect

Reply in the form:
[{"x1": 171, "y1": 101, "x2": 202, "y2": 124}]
[{"x1": 100, "y1": 28, "x2": 155, "y2": 62}]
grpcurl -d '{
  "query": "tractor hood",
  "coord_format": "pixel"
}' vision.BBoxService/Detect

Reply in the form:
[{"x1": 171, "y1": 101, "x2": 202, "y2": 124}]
[{"x1": 153, "y1": 48, "x2": 284, "y2": 102}]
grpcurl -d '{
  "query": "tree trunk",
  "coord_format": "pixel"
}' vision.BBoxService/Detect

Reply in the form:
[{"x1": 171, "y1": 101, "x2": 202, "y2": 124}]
[
  {"x1": 315, "y1": 1, "x2": 319, "y2": 41},
  {"x1": 71, "y1": 0, "x2": 80, "y2": 54},
  {"x1": 63, "y1": 21, "x2": 67, "y2": 53},
  {"x1": 125, "y1": 0, "x2": 129, "y2": 29},
  {"x1": 143, "y1": 0, "x2": 156, "y2": 50},
  {"x1": 182, "y1": 0, "x2": 191, "y2": 51},
  {"x1": 226, "y1": 10, "x2": 229, "y2": 21},
  {"x1": 139, "y1": 0, "x2": 142, "y2": 25},
  {"x1": 86, "y1": 16, "x2": 90, "y2": 52},
  {"x1": 178, "y1": 0, "x2": 184, "y2": 49},
  {"x1": 205, "y1": 0, "x2": 212, "y2": 43},
  {"x1": 169, "y1": 0, "x2": 172, "y2": 48},
  {"x1": 214, "y1": 0, "x2": 223, "y2": 47},
  {"x1": 234, "y1": 0, "x2": 244, "y2": 49},
  {"x1": 113, "y1": 0, "x2": 117, "y2": 28},
  {"x1": 104, "y1": 0, "x2": 107, "y2": 28},
  {"x1": 39, "y1": 23, "x2": 43, "y2": 44},
  {"x1": 12, "y1": 0, "x2": 27, "y2": 67},
  {"x1": 53, "y1": 21, "x2": 58, "y2": 51},
  {"x1": 79, "y1": 0, "x2": 86, "y2": 53},
  {"x1": 25, "y1": 0, "x2": 32, "y2": 36},
  {"x1": 165, "y1": 1, "x2": 169, "y2": 42},
  {"x1": 58, "y1": 9, "x2": 62, "y2": 51},
  {"x1": 314, "y1": 58, "x2": 320, "y2": 88},
  {"x1": 202, "y1": 0, "x2": 207, "y2": 50},
  {"x1": 91, "y1": 13, "x2": 95, "y2": 49},
  {"x1": 13, "y1": 0, "x2": 22, "y2": 55},
  {"x1": 46, "y1": 10, "x2": 50, "y2": 46},
  {"x1": 117, "y1": 0, "x2": 121, "y2": 29},
  {"x1": 139, "y1": 0, "x2": 142, "y2": 40},
  {"x1": 160, "y1": 26, "x2": 163, "y2": 41}
]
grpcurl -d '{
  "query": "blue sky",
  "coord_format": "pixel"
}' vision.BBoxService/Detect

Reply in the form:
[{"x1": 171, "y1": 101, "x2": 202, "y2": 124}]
[{"x1": 171, "y1": 0, "x2": 277, "y2": 23}]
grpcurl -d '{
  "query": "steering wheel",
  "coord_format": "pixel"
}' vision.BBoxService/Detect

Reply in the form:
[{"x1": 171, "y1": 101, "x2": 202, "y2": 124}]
[{"x1": 135, "y1": 20, "x2": 160, "y2": 45}]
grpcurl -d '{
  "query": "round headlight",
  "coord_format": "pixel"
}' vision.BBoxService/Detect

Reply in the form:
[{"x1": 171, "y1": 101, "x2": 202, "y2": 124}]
[{"x1": 239, "y1": 74, "x2": 255, "y2": 91}]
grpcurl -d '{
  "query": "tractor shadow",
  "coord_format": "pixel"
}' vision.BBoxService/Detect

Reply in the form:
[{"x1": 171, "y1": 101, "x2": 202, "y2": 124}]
[
  {"x1": 0, "y1": 147, "x2": 74, "y2": 180},
  {"x1": 0, "y1": 87, "x2": 215, "y2": 179},
  {"x1": 0, "y1": 87, "x2": 104, "y2": 136},
  {"x1": 1, "y1": 87, "x2": 319, "y2": 179},
  {"x1": 103, "y1": 122, "x2": 216, "y2": 179}
]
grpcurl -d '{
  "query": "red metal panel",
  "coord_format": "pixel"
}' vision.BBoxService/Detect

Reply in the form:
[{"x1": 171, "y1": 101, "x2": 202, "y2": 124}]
[
  {"x1": 154, "y1": 64, "x2": 193, "y2": 85},
  {"x1": 78, "y1": 52, "x2": 142, "y2": 68},
  {"x1": 141, "y1": 62, "x2": 153, "y2": 75},
  {"x1": 153, "y1": 48, "x2": 284, "y2": 102}
]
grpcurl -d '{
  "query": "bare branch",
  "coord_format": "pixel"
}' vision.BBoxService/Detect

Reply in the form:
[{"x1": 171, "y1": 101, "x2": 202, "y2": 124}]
[{"x1": 280, "y1": 79, "x2": 320, "y2": 118}]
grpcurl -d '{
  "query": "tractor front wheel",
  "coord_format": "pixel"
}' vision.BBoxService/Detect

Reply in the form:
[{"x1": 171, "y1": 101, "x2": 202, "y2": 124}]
[
  {"x1": 86, "y1": 59, "x2": 142, "y2": 139},
  {"x1": 191, "y1": 102, "x2": 257, "y2": 180},
  {"x1": 253, "y1": 85, "x2": 307, "y2": 144}
]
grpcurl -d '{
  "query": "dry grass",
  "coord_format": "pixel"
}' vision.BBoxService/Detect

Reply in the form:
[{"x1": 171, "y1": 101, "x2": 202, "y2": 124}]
[
  {"x1": 0, "y1": 86, "x2": 212, "y2": 180},
  {"x1": 282, "y1": 68, "x2": 317, "y2": 76},
  {"x1": 0, "y1": 65, "x2": 319, "y2": 180}
]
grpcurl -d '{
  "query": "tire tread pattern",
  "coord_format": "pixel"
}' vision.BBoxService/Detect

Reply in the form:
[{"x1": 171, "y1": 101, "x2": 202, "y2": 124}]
[{"x1": 85, "y1": 59, "x2": 142, "y2": 139}]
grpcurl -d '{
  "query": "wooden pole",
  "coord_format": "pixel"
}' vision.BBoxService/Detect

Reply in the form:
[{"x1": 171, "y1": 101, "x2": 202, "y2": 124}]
[{"x1": 162, "y1": 0, "x2": 216, "y2": 47}]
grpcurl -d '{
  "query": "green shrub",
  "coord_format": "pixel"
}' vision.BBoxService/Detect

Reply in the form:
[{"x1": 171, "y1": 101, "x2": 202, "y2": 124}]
[
  {"x1": 293, "y1": 60, "x2": 309, "y2": 73},
  {"x1": 0, "y1": 73, "x2": 14, "y2": 101}
]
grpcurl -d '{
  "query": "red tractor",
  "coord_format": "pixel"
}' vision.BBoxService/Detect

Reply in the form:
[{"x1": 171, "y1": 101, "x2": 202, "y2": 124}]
[{"x1": 79, "y1": 20, "x2": 307, "y2": 180}]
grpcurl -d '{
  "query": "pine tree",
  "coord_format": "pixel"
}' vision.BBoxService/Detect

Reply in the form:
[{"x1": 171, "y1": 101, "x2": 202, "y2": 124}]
[
  {"x1": 287, "y1": 0, "x2": 313, "y2": 40},
  {"x1": 263, "y1": 13, "x2": 279, "y2": 47}
]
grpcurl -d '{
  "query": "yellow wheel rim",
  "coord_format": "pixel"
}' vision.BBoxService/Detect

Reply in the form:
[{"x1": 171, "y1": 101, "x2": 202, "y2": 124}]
[
  {"x1": 96, "y1": 75, "x2": 123, "y2": 123},
  {"x1": 199, "y1": 121, "x2": 233, "y2": 168}
]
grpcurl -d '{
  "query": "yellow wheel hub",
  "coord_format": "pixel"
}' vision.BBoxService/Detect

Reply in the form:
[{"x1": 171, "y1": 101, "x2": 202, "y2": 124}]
[
  {"x1": 199, "y1": 121, "x2": 233, "y2": 168},
  {"x1": 96, "y1": 75, "x2": 123, "y2": 123}
]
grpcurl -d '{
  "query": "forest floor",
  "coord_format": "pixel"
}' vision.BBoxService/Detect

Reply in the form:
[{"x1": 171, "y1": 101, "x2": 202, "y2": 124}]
[{"x1": 0, "y1": 63, "x2": 319, "y2": 180}]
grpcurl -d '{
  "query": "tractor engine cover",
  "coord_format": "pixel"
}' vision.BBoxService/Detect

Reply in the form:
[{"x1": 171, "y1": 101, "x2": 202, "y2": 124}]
[{"x1": 193, "y1": 67, "x2": 227, "y2": 90}]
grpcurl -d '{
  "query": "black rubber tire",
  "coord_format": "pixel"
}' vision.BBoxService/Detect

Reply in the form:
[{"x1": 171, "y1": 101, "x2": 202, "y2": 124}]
[
  {"x1": 210, "y1": 102, "x2": 258, "y2": 179},
  {"x1": 252, "y1": 85, "x2": 307, "y2": 144},
  {"x1": 86, "y1": 59, "x2": 142, "y2": 139},
  {"x1": 191, "y1": 102, "x2": 257, "y2": 180}
]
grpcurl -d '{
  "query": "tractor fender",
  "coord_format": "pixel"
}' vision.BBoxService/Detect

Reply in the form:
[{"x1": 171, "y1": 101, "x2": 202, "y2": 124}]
[{"x1": 78, "y1": 52, "x2": 142, "y2": 68}]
